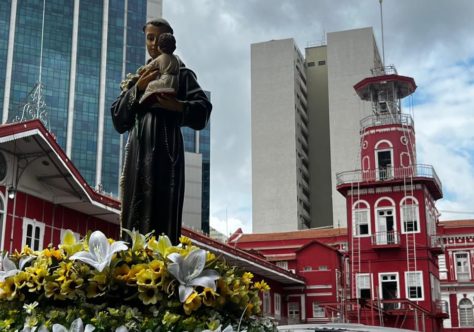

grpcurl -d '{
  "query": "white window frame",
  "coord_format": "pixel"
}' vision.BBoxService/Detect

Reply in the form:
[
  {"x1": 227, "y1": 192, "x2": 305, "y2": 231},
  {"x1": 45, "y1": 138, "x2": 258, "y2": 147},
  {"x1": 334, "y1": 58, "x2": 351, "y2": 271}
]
[
  {"x1": 276, "y1": 260, "x2": 288, "y2": 270},
  {"x1": 288, "y1": 302, "x2": 300, "y2": 320},
  {"x1": 263, "y1": 292, "x2": 271, "y2": 315},
  {"x1": 438, "y1": 254, "x2": 447, "y2": 280},
  {"x1": 375, "y1": 206, "x2": 397, "y2": 244},
  {"x1": 22, "y1": 218, "x2": 45, "y2": 251},
  {"x1": 459, "y1": 298, "x2": 474, "y2": 327},
  {"x1": 353, "y1": 208, "x2": 370, "y2": 237},
  {"x1": 274, "y1": 293, "x2": 281, "y2": 318},
  {"x1": 312, "y1": 302, "x2": 325, "y2": 318},
  {"x1": 356, "y1": 273, "x2": 372, "y2": 300},
  {"x1": 405, "y1": 271, "x2": 424, "y2": 300},
  {"x1": 374, "y1": 142, "x2": 394, "y2": 181},
  {"x1": 379, "y1": 272, "x2": 400, "y2": 303},
  {"x1": 454, "y1": 252, "x2": 471, "y2": 282},
  {"x1": 401, "y1": 203, "x2": 420, "y2": 234}
]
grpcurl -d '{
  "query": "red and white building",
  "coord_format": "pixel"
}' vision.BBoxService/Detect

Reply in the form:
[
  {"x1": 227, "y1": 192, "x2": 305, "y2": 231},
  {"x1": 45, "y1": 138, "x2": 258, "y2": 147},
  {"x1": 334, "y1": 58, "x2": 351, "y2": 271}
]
[
  {"x1": 437, "y1": 220, "x2": 474, "y2": 330},
  {"x1": 2, "y1": 107, "x2": 474, "y2": 330}
]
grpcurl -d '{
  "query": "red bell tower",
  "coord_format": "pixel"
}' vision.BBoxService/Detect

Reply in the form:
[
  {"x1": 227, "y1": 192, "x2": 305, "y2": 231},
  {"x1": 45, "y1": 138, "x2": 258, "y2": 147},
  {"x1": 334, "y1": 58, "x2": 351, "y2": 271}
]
[{"x1": 336, "y1": 66, "x2": 447, "y2": 331}]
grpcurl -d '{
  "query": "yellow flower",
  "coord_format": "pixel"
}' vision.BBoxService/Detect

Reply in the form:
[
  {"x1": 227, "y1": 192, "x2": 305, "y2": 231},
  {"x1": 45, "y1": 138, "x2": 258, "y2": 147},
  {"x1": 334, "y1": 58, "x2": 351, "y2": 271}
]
[
  {"x1": 60, "y1": 274, "x2": 84, "y2": 298},
  {"x1": 55, "y1": 261, "x2": 74, "y2": 282},
  {"x1": 113, "y1": 263, "x2": 131, "y2": 282},
  {"x1": 179, "y1": 236, "x2": 192, "y2": 246},
  {"x1": 25, "y1": 264, "x2": 48, "y2": 292},
  {"x1": 242, "y1": 272, "x2": 254, "y2": 285},
  {"x1": 162, "y1": 311, "x2": 181, "y2": 326},
  {"x1": 138, "y1": 285, "x2": 162, "y2": 305},
  {"x1": 44, "y1": 281, "x2": 66, "y2": 300},
  {"x1": 183, "y1": 291, "x2": 202, "y2": 315},
  {"x1": 13, "y1": 271, "x2": 30, "y2": 289},
  {"x1": 206, "y1": 252, "x2": 216, "y2": 262},
  {"x1": 42, "y1": 248, "x2": 63, "y2": 260},
  {"x1": 0, "y1": 278, "x2": 23, "y2": 301},
  {"x1": 136, "y1": 269, "x2": 159, "y2": 287},
  {"x1": 126, "y1": 263, "x2": 147, "y2": 284},
  {"x1": 148, "y1": 260, "x2": 165, "y2": 276},
  {"x1": 200, "y1": 287, "x2": 219, "y2": 307},
  {"x1": 254, "y1": 280, "x2": 270, "y2": 292}
]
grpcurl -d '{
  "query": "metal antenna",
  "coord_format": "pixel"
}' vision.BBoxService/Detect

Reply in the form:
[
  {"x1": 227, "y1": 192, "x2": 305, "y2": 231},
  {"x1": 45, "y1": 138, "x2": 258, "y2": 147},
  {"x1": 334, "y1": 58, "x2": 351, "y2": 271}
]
[{"x1": 379, "y1": 0, "x2": 385, "y2": 65}]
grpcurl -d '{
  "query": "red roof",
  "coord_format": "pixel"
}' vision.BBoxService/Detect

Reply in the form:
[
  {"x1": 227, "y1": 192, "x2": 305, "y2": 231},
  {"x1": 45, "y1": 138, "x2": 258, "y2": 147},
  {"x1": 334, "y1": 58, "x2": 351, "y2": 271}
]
[
  {"x1": 182, "y1": 227, "x2": 305, "y2": 285},
  {"x1": 0, "y1": 120, "x2": 120, "y2": 222},
  {"x1": 230, "y1": 228, "x2": 348, "y2": 243},
  {"x1": 438, "y1": 219, "x2": 474, "y2": 228}
]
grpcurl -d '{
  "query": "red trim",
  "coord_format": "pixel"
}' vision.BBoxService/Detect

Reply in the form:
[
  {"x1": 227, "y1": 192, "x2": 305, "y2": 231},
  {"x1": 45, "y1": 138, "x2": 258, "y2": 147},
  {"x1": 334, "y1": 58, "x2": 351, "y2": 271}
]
[
  {"x1": 353, "y1": 74, "x2": 417, "y2": 99},
  {"x1": 0, "y1": 120, "x2": 120, "y2": 209}
]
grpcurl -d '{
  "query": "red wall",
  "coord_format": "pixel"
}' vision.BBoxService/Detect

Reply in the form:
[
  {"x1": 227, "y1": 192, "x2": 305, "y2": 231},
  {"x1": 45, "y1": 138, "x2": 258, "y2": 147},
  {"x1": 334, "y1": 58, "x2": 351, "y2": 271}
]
[{"x1": 1, "y1": 189, "x2": 120, "y2": 252}]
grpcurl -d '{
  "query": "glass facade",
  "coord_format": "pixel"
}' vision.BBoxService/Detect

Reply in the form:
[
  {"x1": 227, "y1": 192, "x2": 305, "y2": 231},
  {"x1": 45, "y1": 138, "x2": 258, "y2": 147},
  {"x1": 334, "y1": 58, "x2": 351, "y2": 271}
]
[
  {"x1": 72, "y1": 0, "x2": 102, "y2": 185},
  {"x1": 0, "y1": 0, "x2": 12, "y2": 109}
]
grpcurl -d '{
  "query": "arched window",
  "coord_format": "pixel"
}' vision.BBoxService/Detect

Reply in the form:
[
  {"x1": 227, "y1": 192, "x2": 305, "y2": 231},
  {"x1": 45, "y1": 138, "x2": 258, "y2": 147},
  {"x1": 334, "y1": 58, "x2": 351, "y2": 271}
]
[
  {"x1": 400, "y1": 196, "x2": 419, "y2": 234},
  {"x1": 459, "y1": 298, "x2": 474, "y2": 327},
  {"x1": 375, "y1": 140, "x2": 393, "y2": 180},
  {"x1": 352, "y1": 200, "x2": 370, "y2": 237},
  {"x1": 374, "y1": 197, "x2": 396, "y2": 245}
]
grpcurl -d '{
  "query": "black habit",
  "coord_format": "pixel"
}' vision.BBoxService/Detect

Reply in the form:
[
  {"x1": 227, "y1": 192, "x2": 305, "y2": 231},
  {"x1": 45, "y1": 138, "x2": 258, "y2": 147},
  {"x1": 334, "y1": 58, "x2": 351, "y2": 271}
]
[{"x1": 111, "y1": 63, "x2": 212, "y2": 244}]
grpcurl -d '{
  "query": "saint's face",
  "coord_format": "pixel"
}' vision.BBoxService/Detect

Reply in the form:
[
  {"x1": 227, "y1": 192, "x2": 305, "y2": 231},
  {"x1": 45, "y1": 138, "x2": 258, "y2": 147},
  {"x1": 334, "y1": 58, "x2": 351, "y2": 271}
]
[{"x1": 145, "y1": 25, "x2": 167, "y2": 59}]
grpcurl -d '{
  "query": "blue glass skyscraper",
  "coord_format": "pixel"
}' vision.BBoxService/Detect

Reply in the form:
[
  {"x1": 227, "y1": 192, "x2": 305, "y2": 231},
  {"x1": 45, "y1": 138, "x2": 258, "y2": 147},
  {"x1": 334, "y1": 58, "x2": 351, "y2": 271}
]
[
  {"x1": 0, "y1": 0, "x2": 210, "y2": 232},
  {"x1": 0, "y1": 0, "x2": 149, "y2": 195}
]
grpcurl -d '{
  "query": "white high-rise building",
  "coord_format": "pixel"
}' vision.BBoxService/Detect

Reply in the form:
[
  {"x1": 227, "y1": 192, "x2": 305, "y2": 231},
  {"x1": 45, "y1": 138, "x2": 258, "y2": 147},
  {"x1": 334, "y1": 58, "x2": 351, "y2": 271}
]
[
  {"x1": 252, "y1": 27, "x2": 382, "y2": 231},
  {"x1": 251, "y1": 39, "x2": 311, "y2": 233}
]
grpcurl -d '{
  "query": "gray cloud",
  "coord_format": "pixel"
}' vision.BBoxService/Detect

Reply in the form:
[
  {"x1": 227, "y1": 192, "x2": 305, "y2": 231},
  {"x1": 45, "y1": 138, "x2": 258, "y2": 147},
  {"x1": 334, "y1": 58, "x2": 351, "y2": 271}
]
[{"x1": 163, "y1": 0, "x2": 474, "y2": 232}]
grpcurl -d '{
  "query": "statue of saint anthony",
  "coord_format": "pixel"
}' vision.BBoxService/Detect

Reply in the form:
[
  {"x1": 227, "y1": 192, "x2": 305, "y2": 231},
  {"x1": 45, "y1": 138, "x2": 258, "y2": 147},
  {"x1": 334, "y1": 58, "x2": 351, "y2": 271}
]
[{"x1": 111, "y1": 18, "x2": 212, "y2": 244}]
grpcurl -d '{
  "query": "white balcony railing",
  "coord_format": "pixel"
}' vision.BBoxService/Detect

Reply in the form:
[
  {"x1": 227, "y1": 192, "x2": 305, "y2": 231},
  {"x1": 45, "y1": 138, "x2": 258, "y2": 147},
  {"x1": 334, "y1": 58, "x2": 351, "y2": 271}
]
[
  {"x1": 371, "y1": 231, "x2": 400, "y2": 246},
  {"x1": 435, "y1": 300, "x2": 449, "y2": 316},
  {"x1": 360, "y1": 113, "x2": 413, "y2": 132},
  {"x1": 336, "y1": 164, "x2": 442, "y2": 195}
]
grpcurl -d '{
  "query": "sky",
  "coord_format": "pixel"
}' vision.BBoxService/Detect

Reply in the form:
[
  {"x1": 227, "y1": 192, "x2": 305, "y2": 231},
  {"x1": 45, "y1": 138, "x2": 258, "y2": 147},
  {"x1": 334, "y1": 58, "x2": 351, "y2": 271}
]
[{"x1": 162, "y1": 0, "x2": 474, "y2": 236}]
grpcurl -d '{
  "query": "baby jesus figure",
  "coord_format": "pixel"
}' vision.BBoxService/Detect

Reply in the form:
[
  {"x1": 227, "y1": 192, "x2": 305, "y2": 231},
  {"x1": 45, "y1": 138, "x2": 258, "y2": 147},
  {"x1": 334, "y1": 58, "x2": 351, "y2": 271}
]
[{"x1": 139, "y1": 32, "x2": 179, "y2": 105}]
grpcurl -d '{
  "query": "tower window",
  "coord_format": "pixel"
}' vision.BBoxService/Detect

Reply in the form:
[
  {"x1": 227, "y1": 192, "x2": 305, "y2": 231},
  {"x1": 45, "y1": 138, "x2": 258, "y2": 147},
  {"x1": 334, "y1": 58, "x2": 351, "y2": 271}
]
[
  {"x1": 405, "y1": 271, "x2": 423, "y2": 300},
  {"x1": 354, "y1": 209, "x2": 370, "y2": 236}
]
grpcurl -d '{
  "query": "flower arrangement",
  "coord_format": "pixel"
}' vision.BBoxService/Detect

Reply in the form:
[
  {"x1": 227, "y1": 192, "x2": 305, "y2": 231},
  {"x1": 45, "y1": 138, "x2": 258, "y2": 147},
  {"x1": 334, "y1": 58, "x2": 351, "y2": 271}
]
[{"x1": 0, "y1": 229, "x2": 275, "y2": 332}]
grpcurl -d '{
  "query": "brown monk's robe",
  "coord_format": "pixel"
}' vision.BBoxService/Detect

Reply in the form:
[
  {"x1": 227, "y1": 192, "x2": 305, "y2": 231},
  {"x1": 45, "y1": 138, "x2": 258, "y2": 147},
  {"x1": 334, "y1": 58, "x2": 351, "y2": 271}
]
[{"x1": 111, "y1": 62, "x2": 212, "y2": 244}]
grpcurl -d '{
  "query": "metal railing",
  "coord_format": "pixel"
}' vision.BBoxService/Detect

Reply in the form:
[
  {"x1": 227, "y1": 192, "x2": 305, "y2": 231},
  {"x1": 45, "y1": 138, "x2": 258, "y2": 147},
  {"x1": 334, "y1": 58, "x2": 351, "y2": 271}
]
[
  {"x1": 430, "y1": 236, "x2": 444, "y2": 250},
  {"x1": 360, "y1": 113, "x2": 413, "y2": 132},
  {"x1": 336, "y1": 164, "x2": 442, "y2": 194},
  {"x1": 371, "y1": 231, "x2": 400, "y2": 246},
  {"x1": 435, "y1": 300, "x2": 449, "y2": 316}
]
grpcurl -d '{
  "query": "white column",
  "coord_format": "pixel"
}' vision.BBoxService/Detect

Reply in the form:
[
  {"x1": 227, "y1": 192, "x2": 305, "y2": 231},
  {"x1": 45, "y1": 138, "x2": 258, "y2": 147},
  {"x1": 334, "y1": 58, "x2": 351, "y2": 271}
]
[
  {"x1": 2, "y1": 0, "x2": 18, "y2": 124},
  {"x1": 66, "y1": 0, "x2": 80, "y2": 157},
  {"x1": 95, "y1": 0, "x2": 109, "y2": 187}
]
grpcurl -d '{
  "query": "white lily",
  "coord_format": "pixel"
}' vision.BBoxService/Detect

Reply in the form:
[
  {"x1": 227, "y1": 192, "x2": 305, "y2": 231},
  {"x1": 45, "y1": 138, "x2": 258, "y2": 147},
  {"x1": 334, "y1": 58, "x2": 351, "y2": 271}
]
[
  {"x1": 70, "y1": 231, "x2": 128, "y2": 272},
  {"x1": 0, "y1": 254, "x2": 33, "y2": 281},
  {"x1": 52, "y1": 318, "x2": 95, "y2": 332},
  {"x1": 167, "y1": 248, "x2": 220, "y2": 302}
]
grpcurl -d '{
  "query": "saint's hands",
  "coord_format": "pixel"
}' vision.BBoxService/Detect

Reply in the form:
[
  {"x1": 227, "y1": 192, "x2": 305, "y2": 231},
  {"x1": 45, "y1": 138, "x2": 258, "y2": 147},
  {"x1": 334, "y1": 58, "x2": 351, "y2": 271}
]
[{"x1": 156, "y1": 93, "x2": 184, "y2": 112}]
